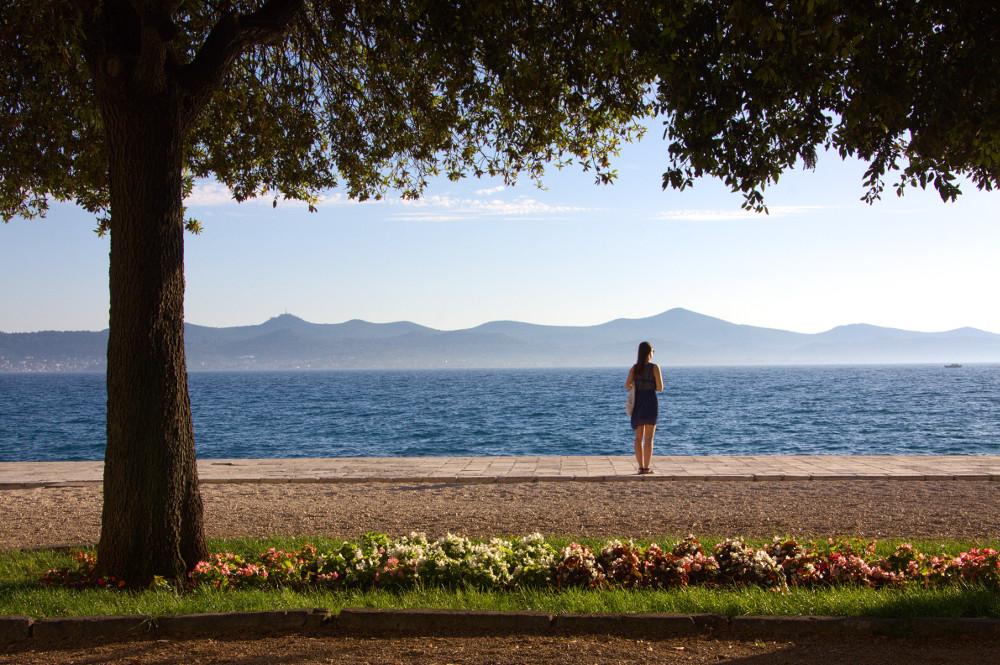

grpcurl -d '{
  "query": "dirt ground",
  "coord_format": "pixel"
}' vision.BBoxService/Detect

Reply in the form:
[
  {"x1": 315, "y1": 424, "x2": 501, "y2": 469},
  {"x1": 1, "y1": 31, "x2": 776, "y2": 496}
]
[
  {"x1": 3, "y1": 632, "x2": 998, "y2": 665},
  {"x1": 3, "y1": 478, "x2": 999, "y2": 664},
  {"x1": 3, "y1": 478, "x2": 1000, "y2": 549}
]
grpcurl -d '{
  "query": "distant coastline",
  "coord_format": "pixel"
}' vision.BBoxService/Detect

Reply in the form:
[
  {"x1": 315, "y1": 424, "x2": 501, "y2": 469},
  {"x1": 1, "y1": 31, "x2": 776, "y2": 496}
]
[{"x1": 3, "y1": 308, "x2": 999, "y2": 372}]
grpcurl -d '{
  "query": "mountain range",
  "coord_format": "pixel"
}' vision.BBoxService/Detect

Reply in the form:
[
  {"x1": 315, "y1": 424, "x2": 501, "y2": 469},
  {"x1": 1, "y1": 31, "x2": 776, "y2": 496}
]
[{"x1": 3, "y1": 308, "x2": 999, "y2": 371}]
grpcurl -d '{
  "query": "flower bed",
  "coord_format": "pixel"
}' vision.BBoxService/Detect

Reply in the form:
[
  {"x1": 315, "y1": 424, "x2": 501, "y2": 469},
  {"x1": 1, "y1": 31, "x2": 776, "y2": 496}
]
[{"x1": 41, "y1": 534, "x2": 1000, "y2": 592}]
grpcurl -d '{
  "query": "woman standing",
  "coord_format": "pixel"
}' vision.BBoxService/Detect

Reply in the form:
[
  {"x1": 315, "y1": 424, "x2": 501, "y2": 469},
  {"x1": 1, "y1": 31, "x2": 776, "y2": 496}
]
[{"x1": 626, "y1": 341, "x2": 663, "y2": 474}]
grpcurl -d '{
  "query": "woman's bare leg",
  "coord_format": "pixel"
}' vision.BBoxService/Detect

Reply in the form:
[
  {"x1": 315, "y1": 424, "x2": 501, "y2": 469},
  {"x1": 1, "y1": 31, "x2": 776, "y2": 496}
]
[
  {"x1": 642, "y1": 424, "x2": 656, "y2": 471},
  {"x1": 634, "y1": 427, "x2": 645, "y2": 471},
  {"x1": 634, "y1": 424, "x2": 656, "y2": 471}
]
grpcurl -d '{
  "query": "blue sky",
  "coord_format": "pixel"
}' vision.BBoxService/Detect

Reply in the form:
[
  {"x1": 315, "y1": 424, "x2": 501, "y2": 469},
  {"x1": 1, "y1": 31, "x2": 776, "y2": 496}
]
[{"x1": 3, "y1": 122, "x2": 999, "y2": 335}]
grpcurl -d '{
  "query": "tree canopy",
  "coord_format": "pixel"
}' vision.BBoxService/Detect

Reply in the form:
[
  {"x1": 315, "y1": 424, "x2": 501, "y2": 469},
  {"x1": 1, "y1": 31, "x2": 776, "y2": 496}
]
[
  {"x1": 5, "y1": 1, "x2": 999, "y2": 224},
  {"x1": 641, "y1": 0, "x2": 1000, "y2": 210},
  {"x1": 2, "y1": 0, "x2": 648, "y2": 226}
]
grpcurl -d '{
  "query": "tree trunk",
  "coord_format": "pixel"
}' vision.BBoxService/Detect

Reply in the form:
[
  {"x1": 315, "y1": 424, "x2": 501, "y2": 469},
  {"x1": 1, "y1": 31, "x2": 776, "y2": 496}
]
[
  {"x1": 82, "y1": 0, "x2": 302, "y2": 586},
  {"x1": 96, "y1": 94, "x2": 208, "y2": 586}
]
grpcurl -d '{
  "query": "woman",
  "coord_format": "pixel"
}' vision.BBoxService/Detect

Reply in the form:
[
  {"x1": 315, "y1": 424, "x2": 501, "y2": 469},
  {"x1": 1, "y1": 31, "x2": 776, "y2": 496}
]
[{"x1": 626, "y1": 341, "x2": 663, "y2": 474}]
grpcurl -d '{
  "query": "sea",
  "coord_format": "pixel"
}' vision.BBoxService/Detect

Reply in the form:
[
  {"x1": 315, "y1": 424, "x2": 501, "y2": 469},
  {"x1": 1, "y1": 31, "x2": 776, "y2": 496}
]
[{"x1": 1, "y1": 365, "x2": 998, "y2": 463}]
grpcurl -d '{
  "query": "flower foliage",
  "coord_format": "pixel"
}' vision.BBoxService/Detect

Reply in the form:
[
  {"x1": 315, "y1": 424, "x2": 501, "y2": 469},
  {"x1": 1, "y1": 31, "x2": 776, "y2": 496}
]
[
  {"x1": 40, "y1": 551, "x2": 127, "y2": 589},
  {"x1": 41, "y1": 534, "x2": 1000, "y2": 593},
  {"x1": 714, "y1": 539, "x2": 785, "y2": 591},
  {"x1": 187, "y1": 532, "x2": 557, "y2": 592}
]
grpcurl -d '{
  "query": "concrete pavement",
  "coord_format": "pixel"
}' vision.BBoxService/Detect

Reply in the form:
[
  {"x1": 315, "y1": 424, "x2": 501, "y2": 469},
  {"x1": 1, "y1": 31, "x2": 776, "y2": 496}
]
[{"x1": 3, "y1": 455, "x2": 1000, "y2": 489}]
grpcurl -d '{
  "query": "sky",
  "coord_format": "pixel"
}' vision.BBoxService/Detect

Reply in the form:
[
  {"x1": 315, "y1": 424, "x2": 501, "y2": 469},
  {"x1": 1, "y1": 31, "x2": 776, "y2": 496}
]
[{"x1": 3, "y1": 121, "x2": 999, "y2": 335}]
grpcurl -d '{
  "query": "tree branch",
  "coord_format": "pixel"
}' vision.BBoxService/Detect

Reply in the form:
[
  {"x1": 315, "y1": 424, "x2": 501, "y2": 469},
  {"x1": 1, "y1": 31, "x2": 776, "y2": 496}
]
[{"x1": 178, "y1": 0, "x2": 305, "y2": 121}]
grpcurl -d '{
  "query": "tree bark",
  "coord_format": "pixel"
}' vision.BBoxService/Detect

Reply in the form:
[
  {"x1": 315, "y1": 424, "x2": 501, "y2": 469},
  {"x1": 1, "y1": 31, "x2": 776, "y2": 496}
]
[{"x1": 95, "y1": 91, "x2": 207, "y2": 586}]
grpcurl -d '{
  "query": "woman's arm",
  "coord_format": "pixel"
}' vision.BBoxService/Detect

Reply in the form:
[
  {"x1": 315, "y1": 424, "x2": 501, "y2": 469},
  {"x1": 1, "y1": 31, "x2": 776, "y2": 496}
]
[
  {"x1": 625, "y1": 366, "x2": 634, "y2": 390},
  {"x1": 653, "y1": 364, "x2": 664, "y2": 391}
]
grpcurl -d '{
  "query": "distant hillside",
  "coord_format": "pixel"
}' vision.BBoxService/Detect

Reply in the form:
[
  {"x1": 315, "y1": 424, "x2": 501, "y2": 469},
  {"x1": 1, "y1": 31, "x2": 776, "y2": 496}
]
[
  {"x1": 3, "y1": 309, "x2": 999, "y2": 371},
  {"x1": 0, "y1": 330, "x2": 108, "y2": 372}
]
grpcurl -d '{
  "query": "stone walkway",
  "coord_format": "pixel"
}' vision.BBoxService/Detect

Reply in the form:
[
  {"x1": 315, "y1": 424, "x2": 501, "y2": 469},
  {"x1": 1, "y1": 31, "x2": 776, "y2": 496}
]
[{"x1": 3, "y1": 455, "x2": 1000, "y2": 489}]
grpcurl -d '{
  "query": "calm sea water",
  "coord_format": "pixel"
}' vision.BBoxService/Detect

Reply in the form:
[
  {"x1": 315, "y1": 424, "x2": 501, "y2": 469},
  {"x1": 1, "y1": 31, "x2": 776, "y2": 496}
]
[{"x1": 1, "y1": 365, "x2": 998, "y2": 462}]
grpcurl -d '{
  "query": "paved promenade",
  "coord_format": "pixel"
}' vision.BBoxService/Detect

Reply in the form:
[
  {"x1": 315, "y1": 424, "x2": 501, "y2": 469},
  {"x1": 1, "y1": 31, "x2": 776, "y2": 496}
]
[{"x1": 3, "y1": 455, "x2": 1000, "y2": 489}]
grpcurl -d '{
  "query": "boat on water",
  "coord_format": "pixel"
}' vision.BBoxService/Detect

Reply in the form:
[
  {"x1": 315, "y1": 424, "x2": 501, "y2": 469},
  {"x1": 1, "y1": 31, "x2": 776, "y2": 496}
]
[{"x1": 944, "y1": 363, "x2": 963, "y2": 368}]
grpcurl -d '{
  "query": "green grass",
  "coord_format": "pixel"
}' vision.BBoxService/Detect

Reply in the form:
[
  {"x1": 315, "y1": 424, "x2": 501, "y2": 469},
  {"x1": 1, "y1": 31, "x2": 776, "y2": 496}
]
[{"x1": 2, "y1": 536, "x2": 999, "y2": 620}]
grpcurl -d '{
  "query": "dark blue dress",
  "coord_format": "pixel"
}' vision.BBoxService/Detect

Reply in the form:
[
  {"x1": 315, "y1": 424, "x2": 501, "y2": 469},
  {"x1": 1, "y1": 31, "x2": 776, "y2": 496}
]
[{"x1": 630, "y1": 363, "x2": 659, "y2": 430}]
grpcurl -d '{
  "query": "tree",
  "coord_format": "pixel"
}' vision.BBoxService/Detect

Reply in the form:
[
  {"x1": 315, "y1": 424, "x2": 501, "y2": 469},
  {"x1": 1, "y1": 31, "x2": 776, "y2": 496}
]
[
  {"x1": 1, "y1": 0, "x2": 649, "y2": 585},
  {"x1": 6, "y1": 0, "x2": 998, "y2": 587},
  {"x1": 640, "y1": 0, "x2": 1000, "y2": 211}
]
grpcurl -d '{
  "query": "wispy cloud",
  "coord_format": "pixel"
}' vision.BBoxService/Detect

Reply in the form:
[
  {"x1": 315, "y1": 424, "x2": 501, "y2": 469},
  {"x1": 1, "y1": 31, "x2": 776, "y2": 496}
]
[
  {"x1": 475, "y1": 185, "x2": 507, "y2": 195},
  {"x1": 382, "y1": 212, "x2": 474, "y2": 222},
  {"x1": 386, "y1": 194, "x2": 589, "y2": 220},
  {"x1": 184, "y1": 181, "x2": 590, "y2": 219},
  {"x1": 649, "y1": 205, "x2": 822, "y2": 222},
  {"x1": 184, "y1": 182, "x2": 359, "y2": 208},
  {"x1": 184, "y1": 182, "x2": 237, "y2": 206}
]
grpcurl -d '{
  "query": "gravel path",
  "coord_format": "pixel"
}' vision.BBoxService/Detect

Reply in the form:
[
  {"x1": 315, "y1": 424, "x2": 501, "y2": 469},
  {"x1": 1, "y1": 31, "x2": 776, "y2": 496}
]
[{"x1": 3, "y1": 478, "x2": 999, "y2": 549}]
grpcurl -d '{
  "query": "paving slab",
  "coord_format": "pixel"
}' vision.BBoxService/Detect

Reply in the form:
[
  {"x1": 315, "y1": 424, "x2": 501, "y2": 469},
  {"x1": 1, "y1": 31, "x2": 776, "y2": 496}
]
[{"x1": 3, "y1": 455, "x2": 1000, "y2": 489}]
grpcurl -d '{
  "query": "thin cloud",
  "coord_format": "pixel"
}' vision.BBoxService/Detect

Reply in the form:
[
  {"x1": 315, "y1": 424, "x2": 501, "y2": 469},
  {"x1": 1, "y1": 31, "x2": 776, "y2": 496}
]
[
  {"x1": 650, "y1": 206, "x2": 822, "y2": 221},
  {"x1": 184, "y1": 182, "x2": 236, "y2": 206},
  {"x1": 386, "y1": 194, "x2": 589, "y2": 220},
  {"x1": 386, "y1": 212, "x2": 474, "y2": 222},
  {"x1": 184, "y1": 181, "x2": 589, "y2": 219},
  {"x1": 184, "y1": 182, "x2": 358, "y2": 208},
  {"x1": 475, "y1": 185, "x2": 507, "y2": 195}
]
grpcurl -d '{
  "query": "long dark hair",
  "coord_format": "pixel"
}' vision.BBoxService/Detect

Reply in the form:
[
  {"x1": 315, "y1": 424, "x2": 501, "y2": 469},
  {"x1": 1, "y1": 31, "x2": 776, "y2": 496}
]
[{"x1": 634, "y1": 341, "x2": 652, "y2": 378}]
